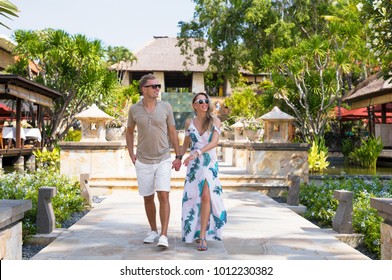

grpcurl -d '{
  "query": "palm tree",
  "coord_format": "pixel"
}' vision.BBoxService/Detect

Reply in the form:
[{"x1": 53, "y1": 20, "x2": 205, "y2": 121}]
[
  {"x1": 106, "y1": 46, "x2": 136, "y2": 84},
  {"x1": 0, "y1": 0, "x2": 19, "y2": 29}
]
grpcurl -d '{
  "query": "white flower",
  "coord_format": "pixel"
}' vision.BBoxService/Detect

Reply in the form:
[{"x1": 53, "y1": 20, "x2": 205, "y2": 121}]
[
  {"x1": 373, "y1": 0, "x2": 382, "y2": 10},
  {"x1": 356, "y1": 3, "x2": 363, "y2": 11}
]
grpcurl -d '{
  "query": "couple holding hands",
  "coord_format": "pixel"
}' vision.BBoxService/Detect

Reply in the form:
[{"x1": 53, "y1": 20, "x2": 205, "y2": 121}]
[{"x1": 126, "y1": 74, "x2": 227, "y2": 251}]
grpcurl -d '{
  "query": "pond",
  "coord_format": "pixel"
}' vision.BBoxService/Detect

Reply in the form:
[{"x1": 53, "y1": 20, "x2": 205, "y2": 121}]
[{"x1": 311, "y1": 163, "x2": 392, "y2": 176}]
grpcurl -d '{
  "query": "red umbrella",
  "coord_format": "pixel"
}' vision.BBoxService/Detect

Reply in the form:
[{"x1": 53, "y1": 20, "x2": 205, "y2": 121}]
[
  {"x1": 0, "y1": 103, "x2": 15, "y2": 115},
  {"x1": 333, "y1": 106, "x2": 392, "y2": 122}
]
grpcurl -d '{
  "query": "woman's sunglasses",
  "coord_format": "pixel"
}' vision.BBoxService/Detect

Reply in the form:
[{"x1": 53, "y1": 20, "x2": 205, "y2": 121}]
[
  {"x1": 144, "y1": 84, "x2": 161, "y2": 89},
  {"x1": 194, "y1": 99, "x2": 209, "y2": 105}
]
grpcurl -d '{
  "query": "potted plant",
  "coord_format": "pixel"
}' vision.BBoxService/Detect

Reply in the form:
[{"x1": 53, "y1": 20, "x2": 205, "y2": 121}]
[
  {"x1": 220, "y1": 120, "x2": 234, "y2": 141},
  {"x1": 243, "y1": 117, "x2": 263, "y2": 142},
  {"x1": 106, "y1": 118, "x2": 126, "y2": 141}
]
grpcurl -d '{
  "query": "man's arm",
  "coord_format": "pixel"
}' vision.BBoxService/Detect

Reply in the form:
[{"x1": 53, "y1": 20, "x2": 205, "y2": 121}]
[
  {"x1": 125, "y1": 124, "x2": 137, "y2": 164},
  {"x1": 168, "y1": 125, "x2": 182, "y2": 170}
]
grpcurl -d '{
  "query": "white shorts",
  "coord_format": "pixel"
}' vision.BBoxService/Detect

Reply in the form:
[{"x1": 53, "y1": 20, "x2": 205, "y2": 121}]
[{"x1": 134, "y1": 157, "x2": 172, "y2": 196}]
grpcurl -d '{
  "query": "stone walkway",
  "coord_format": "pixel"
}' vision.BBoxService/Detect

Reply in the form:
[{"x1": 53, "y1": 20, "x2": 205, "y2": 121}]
[{"x1": 31, "y1": 189, "x2": 369, "y2": 260}]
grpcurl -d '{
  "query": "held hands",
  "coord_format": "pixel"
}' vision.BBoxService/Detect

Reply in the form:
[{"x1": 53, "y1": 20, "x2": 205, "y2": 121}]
[
  {"x1": 183, "y1": 154, "x2": 195, "y2": 167},
  {"x1": 172, "y1": 158, "x2": 182, "y2": 171},
  {"x1": 183, "y1": 150, "x2": 201, "y2": 167}
]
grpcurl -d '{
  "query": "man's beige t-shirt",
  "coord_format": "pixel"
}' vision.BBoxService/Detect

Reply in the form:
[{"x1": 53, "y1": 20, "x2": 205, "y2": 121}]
[{"x1": 127, "y1": 99, "x2": 176, "y2": 164}]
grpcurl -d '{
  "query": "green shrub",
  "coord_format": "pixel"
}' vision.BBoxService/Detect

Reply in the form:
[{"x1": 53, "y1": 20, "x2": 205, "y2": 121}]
[
  {"x1": 341, "y1": 138, "x2": 355, "y2": 158},
  {"x1": 308, "y1": 138, "x2": 330, "y2": 172},
  {"x1": 300, "y1": 177, "x2": 392, "y2": 259},
  {"x1": 0, "y1": 169, "x2": 85, "y2": 239},
  {"x1": 64, "y1": 128, "x2": 82, "y2": 142},
  {"x1": 348, "y1": 136, "x2": 383, "y2": 169},
  {"x1": 33, "y1": 147, "x2": 60, "y2": 173}
]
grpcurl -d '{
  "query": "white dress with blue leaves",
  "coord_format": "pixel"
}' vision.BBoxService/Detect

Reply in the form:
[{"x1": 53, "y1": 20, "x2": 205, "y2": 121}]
[{"x1": 181, "y1": 120, "x2": 227, "y2": 243}]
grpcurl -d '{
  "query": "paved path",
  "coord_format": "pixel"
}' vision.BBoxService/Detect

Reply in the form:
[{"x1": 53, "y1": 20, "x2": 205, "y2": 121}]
[{"x1": 31, "y1": 189, "x2": 369, "y2": 260}]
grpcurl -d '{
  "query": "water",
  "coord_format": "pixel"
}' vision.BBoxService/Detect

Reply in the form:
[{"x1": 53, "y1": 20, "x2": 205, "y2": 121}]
[{"x1": 312, "y1": 163, "x2": 392, "y2": 176}]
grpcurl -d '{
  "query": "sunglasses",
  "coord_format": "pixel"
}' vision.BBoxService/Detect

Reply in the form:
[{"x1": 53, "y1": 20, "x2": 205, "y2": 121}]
[
  {"x1": 194, "y1": 99, "x2": 209, "y2": 105},
  {"x1": 144, "y1": 84, "x2": 161, "y2": 89}
]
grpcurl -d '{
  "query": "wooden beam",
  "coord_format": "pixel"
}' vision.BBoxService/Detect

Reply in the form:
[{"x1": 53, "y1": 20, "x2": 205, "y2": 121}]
[
  {"x1": 6, "y1": 84, "x2": 53, "y2": 107},
  {"x1": 350, "y1": 94, "x2": 392, "y2": 109}
]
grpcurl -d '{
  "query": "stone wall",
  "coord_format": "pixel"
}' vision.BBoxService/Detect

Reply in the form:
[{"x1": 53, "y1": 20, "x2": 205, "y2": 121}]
[
  {"x1": 59, "y1": 141, "x2": 134, "y2": 179},
  {"x1": 245, "y1": 143, "x2": 309, "y2": 182},
  {"x1": 0, "y1": 200, "x2": 32, "y2": 260}
]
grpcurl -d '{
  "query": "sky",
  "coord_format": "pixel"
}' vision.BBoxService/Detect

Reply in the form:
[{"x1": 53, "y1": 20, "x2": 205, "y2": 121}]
[{"x1": 1, "y1": 0, "x2": 196, "y2": 51}]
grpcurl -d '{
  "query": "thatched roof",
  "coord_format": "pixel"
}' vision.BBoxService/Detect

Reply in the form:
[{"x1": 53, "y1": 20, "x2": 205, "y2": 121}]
[
  {"x1": 0, "y1": 35, "x2": 15, "y2": 53},
  {"x1": 343, "y1": 73, "x2": 392, "y2": 103},
  {"x1": 110, "y1": 37, "x2": 209, "y2": 72}
]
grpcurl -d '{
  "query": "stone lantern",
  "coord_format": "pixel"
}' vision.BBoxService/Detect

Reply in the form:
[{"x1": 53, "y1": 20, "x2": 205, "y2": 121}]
[
  {"x1": 75, "y1": 104, "x2": 113, "y2": 142},
  {"x1": 259, "y1": 106, "x2": 295, "y2": 143}
]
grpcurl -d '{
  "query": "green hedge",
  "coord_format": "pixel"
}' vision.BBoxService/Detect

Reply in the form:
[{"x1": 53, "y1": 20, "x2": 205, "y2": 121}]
[
  {"x1": 300, "y1": 177, "x2": 392, "y2": 259},
  {"x1": 0, "y1": 169, "x2": 85, "y2": 238}
]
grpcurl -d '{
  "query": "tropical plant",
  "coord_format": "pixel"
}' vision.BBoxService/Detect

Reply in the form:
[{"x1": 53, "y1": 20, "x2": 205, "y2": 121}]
[
  {"x1": 359, "y1": 0, "x2": 392, "y2": 74},
  {"x1": 33, "y1": 147, "x2": 60, "y2": 173},
  {"x1": 7, "y1": 29, "x2": 119, "y2": 140},
  {"x1": 263, "y1": 0, "x2": 375, "y2": 142},
  {"x1": 103, "y1": 81, "x2": 140, "y2": 128},
  {"x1": 0, "y1": 0, "x2": 18, "y2": 29},
  {"x1": 106, "y1": 46, "x2": 137, "y2": 84},
  {"x1": 179, "y1": 0, "x2": 380, "y2": 142},
  {"x1": 300, "y1": 177, "x2": 392, "y2": 258},
  {"x1": 308, "y1": 140, "x2": 330, "y2": 172},
  {"x1": 341, "y1": 138, "x2": 356, "y2": 159},
  {"x1": 63, "y1": 128, "x2": 82, "y2": 142},
  {"x1": 224, "y1": 85, "x2": 271, "y2": 121},
  {"x1": 178, "y1": 0, "x2": 298, "y2": 83},
  {"x1": 348, "y1": 136, "x2": 383, "y2": 169}
]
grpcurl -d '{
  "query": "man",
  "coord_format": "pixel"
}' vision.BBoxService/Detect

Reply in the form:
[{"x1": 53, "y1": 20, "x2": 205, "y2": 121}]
[{"x1": 126, "y1": 74, "x2": 182, "y2": 248}]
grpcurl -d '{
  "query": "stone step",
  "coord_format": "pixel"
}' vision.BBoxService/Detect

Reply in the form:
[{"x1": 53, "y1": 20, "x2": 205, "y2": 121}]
[
  {"x1": 89, "y1": 174, "x2": 289, "y2": 185},
  {"x1": 88, "y1": 175, "x2": 290, "y2": 196}
]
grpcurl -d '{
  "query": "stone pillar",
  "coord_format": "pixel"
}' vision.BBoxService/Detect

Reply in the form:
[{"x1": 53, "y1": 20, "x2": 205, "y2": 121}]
[
  {"x1": 25, "y1": 154, "x2": 36, "y2": 172},
  {"x1": 333, "y1": 190, "x2": 353, "y2": 234},
  {"x1": 25, "y1": 153, "x2": 35, "y2": 165},
  {"x1": 370, "y1": 198, "x2": 392, "y2": 260},
  {"x1": 14, "y1": 155, "x2": 24, "y2": 166},
  {"x1": 80, "y1": 173, "x2": 92, "y2": 206},
  {"x1": 287, "y1": 175, "x2": 300, "y2": 206},
  {"x1": 233, "y1": 143, "x2": 247, "y2": 168},
  {"x1": 192, "y1": 72, "x2": 205, "y2": 93},
  {"x1": 36, "y1": 187, "x2": 57, "y2": 234}
]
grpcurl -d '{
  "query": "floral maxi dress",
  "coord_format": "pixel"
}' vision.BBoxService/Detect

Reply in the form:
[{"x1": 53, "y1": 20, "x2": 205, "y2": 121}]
[{"x1": 181, "y1": 120, "x2": 227, "y2": 243}]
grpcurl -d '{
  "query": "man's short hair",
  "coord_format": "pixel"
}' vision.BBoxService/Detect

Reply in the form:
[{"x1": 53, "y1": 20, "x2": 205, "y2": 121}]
[{"x1": 139, "y1": 73, "x2": 156, "y2": 92}]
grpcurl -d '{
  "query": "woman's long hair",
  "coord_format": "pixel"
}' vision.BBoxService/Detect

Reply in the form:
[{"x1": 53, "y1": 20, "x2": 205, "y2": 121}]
[{"x1": 192, "y1": 92, "x2": 214, "y2": 132}]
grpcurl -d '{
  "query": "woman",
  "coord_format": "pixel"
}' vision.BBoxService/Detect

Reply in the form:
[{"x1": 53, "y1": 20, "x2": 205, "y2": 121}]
[{"x1": 179, "y1": 92, "x2": 227, "y2": 251}]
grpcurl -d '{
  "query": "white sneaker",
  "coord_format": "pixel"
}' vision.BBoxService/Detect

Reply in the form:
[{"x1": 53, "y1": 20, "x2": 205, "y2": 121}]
[
  {"x1": 143, "y1": 231, "x2": 159, "y2": 243},
  {"x1": 157, "y1": 235, "x2": 169, "y2": 248}
]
